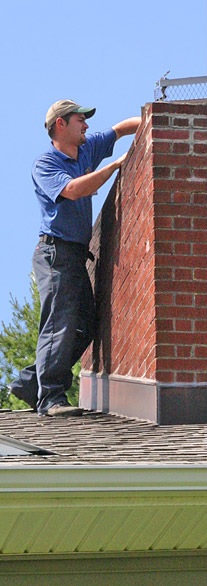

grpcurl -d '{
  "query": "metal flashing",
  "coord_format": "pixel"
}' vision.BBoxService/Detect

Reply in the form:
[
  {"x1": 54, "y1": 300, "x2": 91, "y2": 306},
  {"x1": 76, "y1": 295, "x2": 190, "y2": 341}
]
[{"x1": 0, "y1": 434, "x2": 55, "y2": 456}]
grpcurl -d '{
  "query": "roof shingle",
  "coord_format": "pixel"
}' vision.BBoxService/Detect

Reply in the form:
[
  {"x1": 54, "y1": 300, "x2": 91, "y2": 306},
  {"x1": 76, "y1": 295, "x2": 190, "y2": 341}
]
[{"x1": 0, "y1": 410, "x2": 206, "y2": 465}]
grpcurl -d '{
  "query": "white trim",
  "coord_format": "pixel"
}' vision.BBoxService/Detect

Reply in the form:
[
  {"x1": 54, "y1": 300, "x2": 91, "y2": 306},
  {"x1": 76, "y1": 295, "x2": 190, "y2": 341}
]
[{"x1": 109, "y1": 374, "x2": 156, "y2": 385}]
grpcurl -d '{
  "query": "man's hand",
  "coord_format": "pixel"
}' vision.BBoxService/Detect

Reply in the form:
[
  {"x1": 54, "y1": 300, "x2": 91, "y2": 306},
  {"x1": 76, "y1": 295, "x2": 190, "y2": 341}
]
[{"x1": 114, "y1": 152, "x2": 128, "y2": 169}]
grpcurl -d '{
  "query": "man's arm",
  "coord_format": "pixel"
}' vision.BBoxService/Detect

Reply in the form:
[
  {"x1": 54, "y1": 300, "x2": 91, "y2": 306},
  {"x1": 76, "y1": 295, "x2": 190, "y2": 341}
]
[
  {"x1": 61, "y1": 152, "x2": 127, "y2": 201},
  {"x1": 112, "y1": 117, "x2": 141, "y2": 140},
  {"x1": 61, "y1": 117, "x2": 141, "y2": 201}
]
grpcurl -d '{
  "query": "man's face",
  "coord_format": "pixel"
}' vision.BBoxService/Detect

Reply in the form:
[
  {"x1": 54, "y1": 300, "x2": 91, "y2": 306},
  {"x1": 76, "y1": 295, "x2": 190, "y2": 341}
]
[{"x1": 66, "y1": 113, "x2": 89, "y2": 145}]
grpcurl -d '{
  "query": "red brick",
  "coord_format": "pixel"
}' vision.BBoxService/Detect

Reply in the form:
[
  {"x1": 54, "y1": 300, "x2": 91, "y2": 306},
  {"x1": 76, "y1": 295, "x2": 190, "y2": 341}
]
[
  {"x1": 173, "y1": 117, "x2": 190, "y2": 127},
  {"x1": 152, "y1": 153, "x2": 185, "y2": 166},
  {"x1": 174, "y1": 168, "x2": 192, "y2": 179},
  {"x1": 176, "y1": 372, "x2": 195, "y2": 383},
  {"x1": 193, "y1": 193, "x2": 207, "y2": 204},
  {"x1": 153, "y1": 115, "x2": 169, "y2": 126},
  {"x1": 155, "y1": 242, "x2": 173, "y2": 254},
  {"x1": 173, "y1": 192, "x2": 191, "y2": 203},
  {"x1": 157, "y1": 357, "x2": 206, "y2": 371},
  {"x1": 193, "y1": 218, "x2": 207, "y2": 230},
  {"x1": 157, "y1": 255, "x2": 206, "y2": 269},
  {"x1": 176, "y1": 345, "x2": 193, "y2": 358},
  {"x1": 157, "y1": 332, "x2": 207, "y2": 345},
  {"x1": 194, "y1": 131, "x2": 207, "y2": 141},
  {"x1": 156, "y1": 204, "x2": 207, "y2": 218},
  {"x1": 154, "y1": 178, "x2": 207, "y2": 192},
  {"x1": 193, "y1": 118, "x2": 207, "y2": 128},
  {"x1": 156, "y1": 370, "x2": 175, "y2": 383},
  {"x1": 158, "y1": 305, "x2": 203, "y2": 319},
  {"x1": 175, "y1": 294, "x2": 193, "y2": 305},
  {"x1": 156, "y1": 318, "x2": 174, "y2": 331},
  {"x1": 195, "y1": 295, "x2": 207, "y2": 307},
  {"x1": 174, "y1": 217, "x2": 191, "y2": 230},
  {"x1": 153, "y1": 153, "x2": 207, "y2": 168},
  {"x1": 195, "y1": 320, "x2": 207, "y2": 331},
  {"x1": 174, "y1": 242, "x2": 191, "y2": 255},
  {"x1": 158, "y1": 345, "x2": 175, "y2": 357},
  {"x1": 153, "y1": 141, "x2": 173, "y2": 153},
  {"x1": 172, "y1": 143, "x2": 190, "y2": 154},
  {"x1": 152, "y1": 128, "x2": 189, "y2": 140},
  {"x1": 174, "y1": 320, "x2": 192, "y2": 332},
  {"x1": 197, "y1": 373, "x2": 207, "y2": 382},
  {"x1": 194, "y1": 143, "x2": 207, "y2": 154},
  {"x1": 193, "y1": 243, "x2": 207, "y2": 255},
  {"x1": 154, "y1": 216, "x2": 173, "y2": 229},
  {"x1": 174, "y1": 269, "x2": 192, "y2": 280},
  {"x1": 155, "y1": 292, "x2": 174, "y2": 305},
  {"x1": 158, "y1": 280, "x2": 207, "y2": 294},
  {"x1": 155, "y1": 228, "x2": 207, "y2": 244},
  {"x1": 194, "y1": 169, "x2": 207, "y2": 179},
  {"x1": 155, "y1": 267, "x2": 173, "y2": 280},
  {"x1": 195, "y1": 346, "x2": 207, "y2": 358},
  {"x1": 154, "y1": 191, "x2": 172, "y2": 203},
  {"x1": 153, "y1": 166, "x2": 171, "y2": 178},
  {"x1": 194, "y1": 268, "x2": 207, "y2": 280}
]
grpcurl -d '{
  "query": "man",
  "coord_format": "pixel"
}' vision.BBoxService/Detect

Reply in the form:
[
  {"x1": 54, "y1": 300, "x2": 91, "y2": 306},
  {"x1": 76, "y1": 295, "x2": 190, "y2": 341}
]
[{"x1": 11, "y1": 99, "x2": 141, "y2": 416}]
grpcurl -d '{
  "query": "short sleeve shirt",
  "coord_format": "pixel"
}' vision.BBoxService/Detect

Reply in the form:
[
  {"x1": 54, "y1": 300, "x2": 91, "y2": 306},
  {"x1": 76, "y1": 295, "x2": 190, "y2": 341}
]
[{"x1": 32, "y1": 128, "x2": 116, "y2": 245}]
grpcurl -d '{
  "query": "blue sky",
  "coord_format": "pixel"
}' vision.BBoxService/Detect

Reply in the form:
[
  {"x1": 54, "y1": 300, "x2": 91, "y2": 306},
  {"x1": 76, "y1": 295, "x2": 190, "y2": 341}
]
[{"x1": 0, "y1": 0, "x2": 206, "y2": 327}]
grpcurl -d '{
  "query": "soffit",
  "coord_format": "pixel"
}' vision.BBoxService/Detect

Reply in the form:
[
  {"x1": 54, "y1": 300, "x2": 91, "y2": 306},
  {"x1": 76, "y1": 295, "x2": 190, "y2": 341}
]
[{"x1": 0, "y1": 475, "x2": 206, "y2": 555}]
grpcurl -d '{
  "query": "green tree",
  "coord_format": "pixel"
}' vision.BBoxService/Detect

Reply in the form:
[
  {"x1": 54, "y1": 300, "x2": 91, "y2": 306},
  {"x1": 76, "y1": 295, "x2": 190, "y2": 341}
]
[{"x1": 0, "y1": 274, "x2": 80, "y2": 409}]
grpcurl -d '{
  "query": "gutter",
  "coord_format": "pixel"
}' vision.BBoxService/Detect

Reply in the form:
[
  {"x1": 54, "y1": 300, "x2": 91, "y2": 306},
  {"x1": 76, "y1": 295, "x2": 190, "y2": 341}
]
[{"x1": 0, "y1": 464, "x2": 206, "y2": 493}]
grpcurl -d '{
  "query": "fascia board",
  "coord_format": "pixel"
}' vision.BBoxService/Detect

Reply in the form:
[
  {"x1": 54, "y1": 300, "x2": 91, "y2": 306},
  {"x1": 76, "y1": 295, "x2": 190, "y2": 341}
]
[{"x1": 0, "y1": 465, "x2": 206, "y2": 493}]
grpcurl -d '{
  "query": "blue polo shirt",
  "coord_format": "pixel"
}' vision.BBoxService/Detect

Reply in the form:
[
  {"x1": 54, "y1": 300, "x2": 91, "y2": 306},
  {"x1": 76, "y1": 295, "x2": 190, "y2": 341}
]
[{"x1": 32, "y1": 128, "x2": 116, "y2": 245}]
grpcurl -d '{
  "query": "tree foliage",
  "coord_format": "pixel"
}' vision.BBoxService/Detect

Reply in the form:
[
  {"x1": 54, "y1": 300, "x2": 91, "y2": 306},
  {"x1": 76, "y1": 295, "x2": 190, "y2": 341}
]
[{"x1": 0, "y1": 274, "x2": 80, "y2": 409}]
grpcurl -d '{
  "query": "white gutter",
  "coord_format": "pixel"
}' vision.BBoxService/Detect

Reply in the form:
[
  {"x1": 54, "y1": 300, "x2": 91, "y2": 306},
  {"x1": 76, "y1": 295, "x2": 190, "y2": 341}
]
[{"x1": 0, "y1": 465, "x2": 206, "y2": 493}]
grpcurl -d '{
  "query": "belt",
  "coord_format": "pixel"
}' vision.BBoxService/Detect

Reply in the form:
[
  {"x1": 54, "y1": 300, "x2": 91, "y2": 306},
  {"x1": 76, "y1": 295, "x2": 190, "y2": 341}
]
[
  {"x1": 39, "y1": 235, "x2": 94, "y2": 261},
  {"x1": 39, "y1": 234, "x2": 61, "y2": 244}
]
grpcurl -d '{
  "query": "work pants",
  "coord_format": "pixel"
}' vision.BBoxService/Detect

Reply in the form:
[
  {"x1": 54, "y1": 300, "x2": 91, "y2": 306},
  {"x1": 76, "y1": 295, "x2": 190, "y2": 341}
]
[{"x1": 11, "y1": 239, "x2": 95, "y2": 414}]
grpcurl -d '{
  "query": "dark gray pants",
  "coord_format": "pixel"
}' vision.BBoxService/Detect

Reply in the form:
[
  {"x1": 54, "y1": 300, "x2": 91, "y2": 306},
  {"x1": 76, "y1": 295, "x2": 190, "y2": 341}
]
[{"x1": 11, "y1": 239, "x2": 95, "y2": 414}]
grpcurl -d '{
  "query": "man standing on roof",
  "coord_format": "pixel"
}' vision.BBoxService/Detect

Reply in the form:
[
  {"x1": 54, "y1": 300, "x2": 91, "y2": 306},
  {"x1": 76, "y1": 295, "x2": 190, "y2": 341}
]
[{"x1": 11, "y1": 99, "x2": 141, "y2": 416}]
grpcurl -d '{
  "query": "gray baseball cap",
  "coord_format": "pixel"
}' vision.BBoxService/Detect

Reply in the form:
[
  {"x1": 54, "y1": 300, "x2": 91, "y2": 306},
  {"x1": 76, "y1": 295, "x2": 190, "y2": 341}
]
[{"x1": 45, "y1": 99, "x2": 96, "y2": 130}]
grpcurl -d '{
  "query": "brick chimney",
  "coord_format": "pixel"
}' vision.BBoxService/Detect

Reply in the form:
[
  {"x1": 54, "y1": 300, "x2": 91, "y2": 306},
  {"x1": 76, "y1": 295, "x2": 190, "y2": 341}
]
[{"x1": 80, "y1": 101, "x2": 207, "y2": 424}]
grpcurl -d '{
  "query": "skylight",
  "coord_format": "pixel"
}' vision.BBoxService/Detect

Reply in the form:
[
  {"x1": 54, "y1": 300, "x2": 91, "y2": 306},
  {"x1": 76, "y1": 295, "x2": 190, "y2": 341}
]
[{"x1": 0, "y1": 435, "x2": 54, "y2": 456}]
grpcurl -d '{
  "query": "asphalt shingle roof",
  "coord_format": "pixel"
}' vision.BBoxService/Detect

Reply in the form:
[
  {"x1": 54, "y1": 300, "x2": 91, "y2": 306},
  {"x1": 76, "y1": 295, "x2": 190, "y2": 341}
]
[{"x1": 0, "y1": 409, "x2": 206, "y2": 465}]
